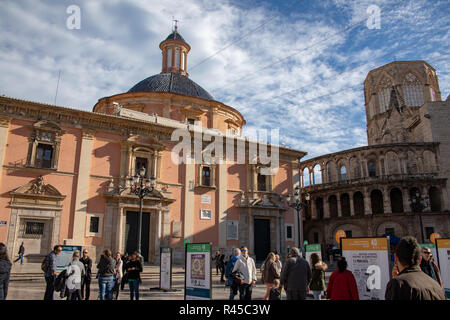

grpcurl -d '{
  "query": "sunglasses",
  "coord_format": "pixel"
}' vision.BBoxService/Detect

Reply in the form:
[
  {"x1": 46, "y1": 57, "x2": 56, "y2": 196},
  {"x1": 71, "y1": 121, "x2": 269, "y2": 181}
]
[{"x1": 423, "y1": 252, "x2": 431, "y2": 255}]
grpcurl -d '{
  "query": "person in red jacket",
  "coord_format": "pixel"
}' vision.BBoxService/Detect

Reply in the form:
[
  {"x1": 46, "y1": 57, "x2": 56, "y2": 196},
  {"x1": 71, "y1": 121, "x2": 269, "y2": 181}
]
[{"x1": 326, "y1": 257, "x2": 359, "y2": 300}]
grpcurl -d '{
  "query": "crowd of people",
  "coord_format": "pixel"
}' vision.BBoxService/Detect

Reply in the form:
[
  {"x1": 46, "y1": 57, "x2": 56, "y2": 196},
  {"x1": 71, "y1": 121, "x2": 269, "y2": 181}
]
[{"x1": 0, "y1": 235, "x2": 447, "y2": 300}]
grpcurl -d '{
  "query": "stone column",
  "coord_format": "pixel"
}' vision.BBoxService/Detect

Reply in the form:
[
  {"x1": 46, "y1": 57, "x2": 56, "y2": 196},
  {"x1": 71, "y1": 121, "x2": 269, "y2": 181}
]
[
  {"x1": 350, "y1": 193, "x2": 355, "y2": 216},
  {"x1": 383, "y1": 187, "x2": 392, "y2": 214},
  {"x1": 310, "y1": 197, "x2": 317, "y2": 220},
  {"x1": 421, "y1": 185, "x2": 431, "y2": 212},
  {"x1": 324, "y1": 198, "x2": 330, "y2": 218},
  {"x1": 337, "y1": 194, "x2": 342, "y2": 217},
  {"x1": 402, "y1": 188, "x2": 412, "y2": 212},
  {"x1": 0, "y1": 117, "x2": 11, "y2": 188},
  {"x1": 72, "y1": 130, "x2": 95, "y2": 245},
  {"x1": 183, "y1": 156, "x2": 195, "y2": 243},
  {"x1": 364, "y1": 190, "x2": 372, "y2": 215},
  {"x1": 218, "y1": 162, "x2": 227, "y2": 248}
]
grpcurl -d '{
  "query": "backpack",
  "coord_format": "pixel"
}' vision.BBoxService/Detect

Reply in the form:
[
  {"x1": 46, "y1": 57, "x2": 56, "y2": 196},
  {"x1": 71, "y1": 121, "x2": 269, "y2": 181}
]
[
  {"x1": 54, "y1": 269, "x2": 68, "y2": 292},
  {"x1": 41, "y1": 254, "x2": 49, "y2": 273}
]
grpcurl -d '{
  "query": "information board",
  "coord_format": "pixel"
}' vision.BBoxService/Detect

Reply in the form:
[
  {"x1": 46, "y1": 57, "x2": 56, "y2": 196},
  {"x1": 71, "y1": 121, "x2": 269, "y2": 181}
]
[
  {"x1": 160, "y1": 247, "x2": 172, "y2": 290},
  {"x1": 341, "y1": 237, "x2": 390, "y2": 300},
  {"x1": 184, "y1": 243, "x2": 212, "y2": 300},
  {"x1": 305, "y1": 244, "x2": 321, "y2": 264},
  {"x1": 435, "y1": 238, "x2": 450, "y2": 299},
  {"x1": 55, "y1": 245, "x2": 82, "y2": 274}
]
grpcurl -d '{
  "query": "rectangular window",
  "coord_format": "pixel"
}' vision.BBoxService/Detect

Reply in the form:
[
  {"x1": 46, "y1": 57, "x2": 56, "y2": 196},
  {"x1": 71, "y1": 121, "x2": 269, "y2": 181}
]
[
  {"x1": 25, "y1": 221, "x2": 45, "y2": 235},
  {"x1": 35, "y1": 143, "x2": 53, "y2": 168},
  {"x1": 181, "y1": 52, "x2": 185, "y2": 70},
  {"x1": 187, "y1": 118, "x2": 196, "y2": 125},
  {"x1": 89, "y1": 217, "x2": 100, "y2": 233},
  {"x1": 135, "y1": 157, "x2": 148, "y2": 175},
  {"x1": 257, "y1": 173, "x2": 267, "y2": 191},
  {"x1": 286, "y1": 225, "x2": 293, "y2": 240},
  {"x1": 425, "y1": 227, "x2": 434, "y2": 242},
  {"x1": 202, "y1": 166, "x2": 211, "y2": 186}
]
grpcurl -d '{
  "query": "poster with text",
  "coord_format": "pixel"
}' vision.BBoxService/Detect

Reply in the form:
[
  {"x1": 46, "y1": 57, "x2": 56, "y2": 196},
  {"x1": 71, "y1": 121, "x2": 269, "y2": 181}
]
[
  {"x1": 185, "y1": 243, "x2": 211, "y2": 300},
  {"x1": 341, "y1": 237, "x2": 390, "y2": 300},
  {"x1": 305, "y1": 244, "x2": 321, "y2": 264},
  {"x1": 55, "y1": 245, "x2": 82, "y2": 274},
  {"x1": 435, "y1": 238, "x2": 450, "y2": 298}
]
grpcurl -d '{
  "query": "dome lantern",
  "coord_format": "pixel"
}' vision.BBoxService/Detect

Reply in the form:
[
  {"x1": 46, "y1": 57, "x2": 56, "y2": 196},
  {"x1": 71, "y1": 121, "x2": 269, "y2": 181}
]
[{"x1": 159, "y1": 22, "x2": 191, "y2": 77}]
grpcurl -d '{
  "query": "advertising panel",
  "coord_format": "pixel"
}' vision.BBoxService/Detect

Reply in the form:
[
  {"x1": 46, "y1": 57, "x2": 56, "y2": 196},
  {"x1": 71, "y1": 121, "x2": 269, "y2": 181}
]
[{"x1": 185, "y1": 243, "x2": 212, "y2": 300}]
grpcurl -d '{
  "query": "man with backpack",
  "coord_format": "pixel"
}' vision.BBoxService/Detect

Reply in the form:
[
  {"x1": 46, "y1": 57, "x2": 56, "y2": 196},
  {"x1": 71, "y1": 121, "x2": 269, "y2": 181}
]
[
  {"x1": 43, "y1": 245, "x2": 62, "y2": 300},
  {"x1": 225, "y1": 248, "x2": 241, "y2": 300}
]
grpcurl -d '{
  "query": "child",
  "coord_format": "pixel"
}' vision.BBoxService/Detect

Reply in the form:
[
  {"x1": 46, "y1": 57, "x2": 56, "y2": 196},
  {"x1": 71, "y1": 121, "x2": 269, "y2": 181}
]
[{"x1": 269, "y1": 279, "x2": 281, "y2": 300}]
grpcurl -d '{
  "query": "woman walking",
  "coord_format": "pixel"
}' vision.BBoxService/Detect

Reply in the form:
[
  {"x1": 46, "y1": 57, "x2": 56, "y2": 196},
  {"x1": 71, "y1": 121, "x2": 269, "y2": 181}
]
[
  {"x1": 0, "y1": 243, "x2": 12, "y2": 300},
  {"x1": 262, "y1": 252, "x2": 280, "y2": 300},
  {"x1": 125, "y1": 252, "x2": 143, "y2": 300},
  {"x1": 309, "y1": 253, "x2": 328, "y2": 300},
  {"x1": 113, "y1": 252, "x2": 123, "y2": 300},
  {"x1": 97, "y1": 249, "x2": 116, "y2": 300},
  {"x1": 326, "y1": 257, "x2": 359, "y2": 300}
]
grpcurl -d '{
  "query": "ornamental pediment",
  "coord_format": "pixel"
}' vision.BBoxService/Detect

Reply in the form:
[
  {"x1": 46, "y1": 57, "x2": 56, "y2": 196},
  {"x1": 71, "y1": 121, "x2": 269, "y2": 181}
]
[{"x1": 10, "y1": 176, "x2": 65, "y2": 199}]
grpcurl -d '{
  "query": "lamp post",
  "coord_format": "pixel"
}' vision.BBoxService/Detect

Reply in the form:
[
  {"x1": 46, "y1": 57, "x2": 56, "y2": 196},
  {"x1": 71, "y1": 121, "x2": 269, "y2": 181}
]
[
  {"x1": 286, "y1": 186, "x2": 310, "y2": 254},
  {"x1": 409, "y1": 190, "x2": 429, "y2": 243},
  {"x1": 128, "y1": 167, "x2": 156, "y2": 256}
]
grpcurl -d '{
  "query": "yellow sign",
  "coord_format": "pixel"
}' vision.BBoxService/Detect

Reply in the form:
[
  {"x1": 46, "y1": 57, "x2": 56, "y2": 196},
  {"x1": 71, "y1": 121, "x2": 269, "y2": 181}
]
[
  {"x1": 341, "y1": 237, "x2": 389, "y2": 251},
  {"x1": 430, "y1": 233, "x2": 441, "y2": 244},
  {"x1": 435, "y1": 238, "x2": 450, "y2": 249},
  {"x1": 335, "y1": 230, "x2": 346, "y2": 244}
]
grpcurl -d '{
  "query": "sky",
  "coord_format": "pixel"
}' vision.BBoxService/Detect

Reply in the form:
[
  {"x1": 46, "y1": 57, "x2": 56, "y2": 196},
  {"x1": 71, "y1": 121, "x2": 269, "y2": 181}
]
[{"x1": 0, "y1": 0, "x2": 449, "y2": 159}]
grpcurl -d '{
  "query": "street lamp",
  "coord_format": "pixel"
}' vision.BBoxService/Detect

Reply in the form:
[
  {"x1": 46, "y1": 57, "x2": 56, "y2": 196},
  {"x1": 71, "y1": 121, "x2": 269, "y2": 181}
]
[
  {"x1": 286, "y1": 186, "x2": 310, "y2": 254},
  {"x1": 128, "y1": 167, "x2": 156, "y2": 257},
  {"x1": 409, "y1": 190, "x2": 429, "y2": 243}
]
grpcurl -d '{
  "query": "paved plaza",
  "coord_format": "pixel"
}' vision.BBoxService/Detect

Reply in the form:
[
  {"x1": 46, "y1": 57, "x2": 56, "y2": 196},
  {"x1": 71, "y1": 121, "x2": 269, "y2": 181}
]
[{"x1": 7, "y1": 262, "x2": 334, "y2": 300}]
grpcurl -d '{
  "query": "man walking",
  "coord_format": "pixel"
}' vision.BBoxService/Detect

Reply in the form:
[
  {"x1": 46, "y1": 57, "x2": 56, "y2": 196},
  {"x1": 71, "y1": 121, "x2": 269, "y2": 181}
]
[
  {"x1": 80, "y1": 248, "x2": 92, "y2": 300},
  {"x1": 13, "y1": 242, "x2": 25, "y2": 265},
  {"x1": 232, "y1": 246, "x2": 257, "y2": 300},
  {"x1": 281, "y1": 247, "x2": 311, "y2": 300},
  {"x1": 43, "y1": 245, "x2": 62, "y2": 300},
  {"x1": 419, "y1": 246, "x2": 443, "y2": 288},
  {"x1": 225, "y1": 248, "x2": 241, "y2": 300},
  {"x1": 385, "y1": 236, "x2": 445, "y2": 300}
]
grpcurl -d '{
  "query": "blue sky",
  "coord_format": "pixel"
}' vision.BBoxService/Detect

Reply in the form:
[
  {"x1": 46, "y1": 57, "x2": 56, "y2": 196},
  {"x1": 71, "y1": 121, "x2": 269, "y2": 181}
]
[{"x1": 0, "y1": 0, "x2": 448, "y2": 159}]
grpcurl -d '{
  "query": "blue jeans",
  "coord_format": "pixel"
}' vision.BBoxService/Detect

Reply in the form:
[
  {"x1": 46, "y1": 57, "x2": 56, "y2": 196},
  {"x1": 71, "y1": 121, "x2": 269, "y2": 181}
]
[
  {"x1": 128, "y1": 279, "x2": 140, "y2": 300},
  {"x1": 14, "y1": 255, "x2": 24, "y2": 264},
  {"x1": 98, "y1": 276, "x2": 114, "y2": 300},
  {"x1": 229, "y1": 285, "x2": 238, "y2": 300},
  {"x1": 312, "y1": 290, "x2": 322, "y2": 300}
]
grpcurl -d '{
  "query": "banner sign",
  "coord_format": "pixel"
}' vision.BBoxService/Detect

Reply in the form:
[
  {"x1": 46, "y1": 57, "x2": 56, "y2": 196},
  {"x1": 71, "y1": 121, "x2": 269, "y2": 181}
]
[
  {"x1": 160, "y1": 247, "x2": 172, "y2": 290},
  {"x1": 305, "y1": 244, "x2": 321, "y2": 263},
  {"x1": 185, "y1": 243, "x2": 212, "y2": 300},
  {"x1": 435, "y1": 238, "x2": 450, "y2": 298},
  {"x1": 55, "y1": 245, "x2": 82, "y2": 274},
  {"x1": 341, "y1": 237, "x2": 390, "y2": 300}
]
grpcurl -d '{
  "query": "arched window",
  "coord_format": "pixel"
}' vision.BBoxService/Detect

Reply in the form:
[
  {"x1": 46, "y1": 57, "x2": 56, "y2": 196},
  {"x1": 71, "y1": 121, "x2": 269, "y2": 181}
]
[
  {"x1": 378, "y1": 77, "x2": 393, "y2": 113},
  {"x1": 340, "y1": 193, "x2": 351, "y2": 217},
  {"x1": 315, "y1": 197, "x2": 324, "y2": 219},
  {"x1": 353, "y1": 192, "x2": 365, "y2": 216},
  {"x1": 166, "y1": 48, "x2": 172, "y2": 68},
  {"x1": 402, "y1": 73, "x2": 424, "y2": 107},
  {"x1": 406, "y1": 151, "x2": 418, "y2": 174},
  {"x1": 390, "y1": 188, "x2": 404, "y2": 213},
  {"x1": 339, "y1": 165, "x2": 347, "y2": 181},
  {"x1": 302, "y1": 167, "x2": 310, "y2": 187},
  {"x1": 368, "y1": 161, "x2": 377, "y2": 177},
  {"x1": 429, "y1": 187, "x2": 441, "y2": 212},
  {"x1": 371, "y1": 189, "x2": 384, "y2": 214},
  {"x1": 328, "y1": 195, "x2": 338, "y2": 218},
  {"x1": 313, "y1": 164, "x2": 322, "y2": 184}
]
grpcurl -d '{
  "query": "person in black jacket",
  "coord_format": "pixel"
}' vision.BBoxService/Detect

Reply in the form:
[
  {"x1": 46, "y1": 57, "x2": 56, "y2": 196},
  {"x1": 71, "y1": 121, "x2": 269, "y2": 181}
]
[
  {"x1": 0, "y1": 243, "x2": 12, "y2": 300},
  {"x1": 385, "y1": 236, "x2": 445, "y2": 300},
  {"x1": 80, "y1": 248, "x2": 92, "y2": 300},
  {"x1": 125, "y1": 252, "x2": 143, "y2": 300},
  {"x1": 13, "y1": 242, "x2": 25, "y2": 265},
  {"x1": 97, "y1": 249, "x2": 116, "y2": 300}
]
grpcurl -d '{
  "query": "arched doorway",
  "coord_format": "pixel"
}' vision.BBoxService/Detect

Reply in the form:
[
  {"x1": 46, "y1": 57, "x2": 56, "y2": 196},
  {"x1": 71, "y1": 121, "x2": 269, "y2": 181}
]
[
  {"x1": 315, "y1": 197, "x2": 324, "y2": 219},
  {"x1": 429, "y1": 187, "x2": 441, "y2": 212},
  {"x1": 371, "y1": 189, "x2": 384, "y2": 214},
  {"x1": 390, "y1": 188, "x2": 404, "y2": 213}
]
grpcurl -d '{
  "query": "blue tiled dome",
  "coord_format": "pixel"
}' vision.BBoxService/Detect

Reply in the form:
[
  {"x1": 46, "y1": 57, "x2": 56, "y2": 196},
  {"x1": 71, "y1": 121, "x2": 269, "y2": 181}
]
[
  {"x1": 164, "y1": 31, "x2": 186, "y2": 42},
  {"x1": 128, "y1": 73, "x2": 214, "y2": 100}
]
